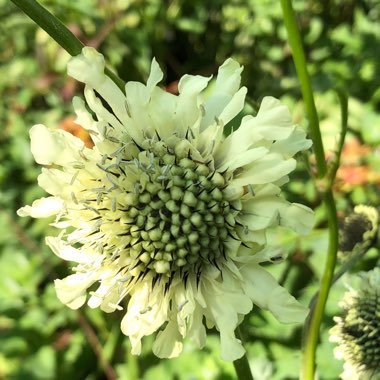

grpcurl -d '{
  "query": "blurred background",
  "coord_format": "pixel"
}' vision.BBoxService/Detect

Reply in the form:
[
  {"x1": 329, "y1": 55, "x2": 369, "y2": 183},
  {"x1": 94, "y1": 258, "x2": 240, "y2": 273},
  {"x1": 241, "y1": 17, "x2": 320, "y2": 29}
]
[{"x1": 1, "y1": 0, "x2": 379, "y2": 379}]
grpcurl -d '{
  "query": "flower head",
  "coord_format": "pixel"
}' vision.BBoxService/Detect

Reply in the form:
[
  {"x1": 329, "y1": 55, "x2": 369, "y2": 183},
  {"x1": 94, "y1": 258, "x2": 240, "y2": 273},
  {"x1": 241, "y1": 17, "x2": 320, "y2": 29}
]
[
  {"x1": 330, "y1": 268, "x2": 380, "y2": 380},
  {"x1": 18, "y1": 47, "x2": 314, "y2": 361},
  {"x1": 339, "y1": 205, "x2": 378, "y2": 254}
]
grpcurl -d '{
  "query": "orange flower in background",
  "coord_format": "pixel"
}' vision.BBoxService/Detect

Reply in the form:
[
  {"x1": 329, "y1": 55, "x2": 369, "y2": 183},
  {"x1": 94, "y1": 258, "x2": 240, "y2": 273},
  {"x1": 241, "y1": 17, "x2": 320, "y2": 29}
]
[
  {"x1": 59, "y1": 117, "x2": 93, "y2": 148},
  {"x1": 335, "y1": 137, "x2": 380, "y2": 192},
  {"x1": 339, "y1": 138, "x2": 371, "y2": 165}
]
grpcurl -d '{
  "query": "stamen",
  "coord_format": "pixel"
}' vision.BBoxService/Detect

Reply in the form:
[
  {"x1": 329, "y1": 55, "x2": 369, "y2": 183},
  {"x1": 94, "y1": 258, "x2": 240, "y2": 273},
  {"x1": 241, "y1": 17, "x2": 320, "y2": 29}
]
[
  {"x1": 71, "y1": 192, "x2": 79, "y2": 204},
  {"x1": 70, "y1": 171, "x2": 79, "y2": 185},
  {"x1": 124, "y1": 99, "x2": 131, "y2": 117}
]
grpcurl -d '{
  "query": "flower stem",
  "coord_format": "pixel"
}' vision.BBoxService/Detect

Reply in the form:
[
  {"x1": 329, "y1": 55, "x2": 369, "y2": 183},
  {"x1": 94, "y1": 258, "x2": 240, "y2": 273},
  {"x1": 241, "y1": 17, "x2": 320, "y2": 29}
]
[
  {"x1": 11, "y1": 0, "x2": 125, "y2": 92},
  {"x1": 77, "y1": 312, "x2": 117, "y2": 380},
  {"x1": 326, "y1": 90, "x2": 348, "y2": 188},
  {"x1": 301, "y1": 191, "x2": 338, "y2": 379},
  {"x1": 280, "y1": 0, "x2": 326, "y2": 179},
  {"x1": 308, "y1": 244, "x2": 371, "y2": 313},
  {"x1": 280, "y1": 1, "x2": 340, "y2": 379},
  {"x1": 233, "y1": 327, "x2": 254, "y2": 380}
]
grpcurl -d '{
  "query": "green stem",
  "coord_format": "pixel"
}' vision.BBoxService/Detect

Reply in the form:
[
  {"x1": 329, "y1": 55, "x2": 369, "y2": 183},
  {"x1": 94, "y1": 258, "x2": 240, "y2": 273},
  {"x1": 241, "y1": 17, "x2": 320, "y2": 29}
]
[
  {"x1": 301, "y1": 93, "x2": 346, "y2": 380},
  {"x1": 327, "y1": 90, "x2": 348, "y2": 188},
  {"x1": 77, "y1": 311, "x2": 117, "y2": 380},
  {"x1": 12, "y1": 0, "x2": 83, "y2": 56},
  {"x1": 302, "y1": 95, "x2": 347, "y2": 378},
  {"x1": 301, "y1": 191, "x2": 338, "y2": 379},
  {"x1": 308, "y1": 244, "x2": 370, "y2": 312},
  {"x1": 280, "y1": 1, "x2": 339, "y2": 379},
  {"x1": 280, "y1": 0, "x2": 326, "y2": 179},
  {"x1": 233, "y1": 327, "x2": 254, "y2": 380},
  {"x1": 11, "y1": 0, "x2": 125, "y2": 92}
]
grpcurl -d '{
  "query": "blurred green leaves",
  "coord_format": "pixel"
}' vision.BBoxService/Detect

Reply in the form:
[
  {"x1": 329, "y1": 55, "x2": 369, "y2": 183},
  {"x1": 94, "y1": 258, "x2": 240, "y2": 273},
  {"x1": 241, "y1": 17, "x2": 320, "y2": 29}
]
[{"x1": 1, "y1": 0, "x2": 380, "y2": 379}]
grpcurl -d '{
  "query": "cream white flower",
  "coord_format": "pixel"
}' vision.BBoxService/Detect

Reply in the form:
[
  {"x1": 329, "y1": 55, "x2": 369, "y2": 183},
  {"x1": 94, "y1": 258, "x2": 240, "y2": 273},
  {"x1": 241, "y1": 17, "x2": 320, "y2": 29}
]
[
  {"x1": 330, "y1": 268, "x2": 380, "y2": 380},
  {"x1": 18, "y1": 47, "x2": 314, "y2": 361}
]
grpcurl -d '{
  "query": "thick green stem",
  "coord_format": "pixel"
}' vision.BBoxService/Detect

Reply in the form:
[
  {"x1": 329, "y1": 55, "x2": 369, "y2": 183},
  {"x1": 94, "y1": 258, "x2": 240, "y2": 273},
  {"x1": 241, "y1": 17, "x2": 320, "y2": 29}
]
[
  {"x1": 280, "y1": 1, "x2": 339, "y2": 379},
  {"x1": 233, "y1": 327, "x2": 254, "y2": 380},
  {"x1": 11, "y1": 0, "x2": 125, "y2": 91},
  {"x1": 11, "y1": 0, "x2": 83, "y2": 55}
]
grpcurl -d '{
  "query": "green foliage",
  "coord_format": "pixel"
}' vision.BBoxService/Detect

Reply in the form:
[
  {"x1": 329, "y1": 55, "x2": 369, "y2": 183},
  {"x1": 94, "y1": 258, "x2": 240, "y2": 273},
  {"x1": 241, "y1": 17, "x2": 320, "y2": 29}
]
[{"x1": 1, "y1": 0, "x2": 379, "y2": 379}]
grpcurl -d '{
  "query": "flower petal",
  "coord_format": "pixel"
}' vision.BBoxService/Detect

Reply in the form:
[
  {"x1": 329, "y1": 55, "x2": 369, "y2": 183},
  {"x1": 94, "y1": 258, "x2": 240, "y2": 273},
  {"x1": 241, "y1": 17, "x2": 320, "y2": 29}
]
[
  {"x1": 46, "y1": 236, "x2": 90, "y2": 263},
  {"x1": 121, "y1": 283, "x2": 169, "y2": 354},
  {"x1": 187, "y1": 305, "x2": 207, "y2": 348},
  {"x1": 240, "y1": 265, "x2": 308, "y2": 323},
  {"x1": 272, "y1": 126, "x2": 312, "y2": 157},
  {"x1": 17, "y1": 196, "x2": 63, "y2": 218},
  {"x1": 201, "y1": 276, "x2": 252, "y2": 361},
  {"x1": 54, "y1": 273, "x2": 97, "y2": 309},
  {"x1": 146, "y1": 58, "x2": 164, "y2": 92},
  {"x1": 215, "y1": 96, "x2": 296, "y2": 166},
  {"x1": 217, "y1": 87, "x2": 247, "y2": 126},
  {"x1": 153, "y1": 320, "x2": 184, "y2": 358},
  {"x1": 280, "y1": 203, "x2": 315, "y2": 234},
  {"x1": 218, "y1": 146, "x2": 268, "y2": 173},
  {"x1": 215, "y1": 58, "x2": 243, "y2": 95},
  {"x1": 68, "y1": 47, "x2": 129, "y2": 126},
  {"x1": 147, "y1": 88, "x2": 178, "y2": 138},
  {"x1": 175, "y1": 73, "x2": 211, "y2": 135},
  {"x1": 37, "y1": 168, "x2": 71, "y2": 196},
  {"x1": 240, "y1": 196, "x2": 314, "y2": 234},
  {"x1": 231, "y1": 156, "x2": 296, "y2": 186},
  {"x1": 30, "y1": 124, "x2": 84, "y2": 166},
  {"x1": 200, "y1": 59, "x2": 245, "y2": 130}
]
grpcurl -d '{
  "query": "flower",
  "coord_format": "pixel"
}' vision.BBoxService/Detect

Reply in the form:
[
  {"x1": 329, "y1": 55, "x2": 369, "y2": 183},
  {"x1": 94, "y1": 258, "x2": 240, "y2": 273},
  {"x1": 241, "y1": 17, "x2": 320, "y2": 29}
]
[
  {"x1": 330, "y1": 268, "x2": 380, "y2": 380},
  {"x1": 18, "y1": 47, "x2": 314, "y2": 361},
  {"x1": 339, "y1": 205, "x2": 379, "y2": 254},
  {"x1": 334, "y1": 137, "x2": 380, "y2": 192},
  {"x1": 59, "y1": 116, "x2": 94, "y2": 148}
]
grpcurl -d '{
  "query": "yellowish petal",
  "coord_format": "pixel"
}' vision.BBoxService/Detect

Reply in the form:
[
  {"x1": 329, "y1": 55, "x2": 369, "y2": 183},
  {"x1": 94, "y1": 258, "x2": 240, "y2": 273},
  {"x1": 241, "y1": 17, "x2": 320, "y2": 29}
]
[
  {"x1": 153, "y1": 320, "x2": 184, "y2": 358},
  {"x1": 17, "y1": 196, "x2": 63, "y2": 218},
  {"x1": 54, "y1": 273, "x2": 97, "y2": 309},
  {"x1": 240, "y1": 265, "x2": 308, "y2": 323}
]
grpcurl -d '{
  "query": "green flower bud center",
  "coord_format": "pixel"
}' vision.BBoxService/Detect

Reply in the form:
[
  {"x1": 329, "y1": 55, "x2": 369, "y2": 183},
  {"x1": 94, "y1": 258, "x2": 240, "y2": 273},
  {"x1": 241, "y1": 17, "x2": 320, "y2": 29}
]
[{"x1": 119, "y1": 150, "x2": 234, "y2": 278}]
